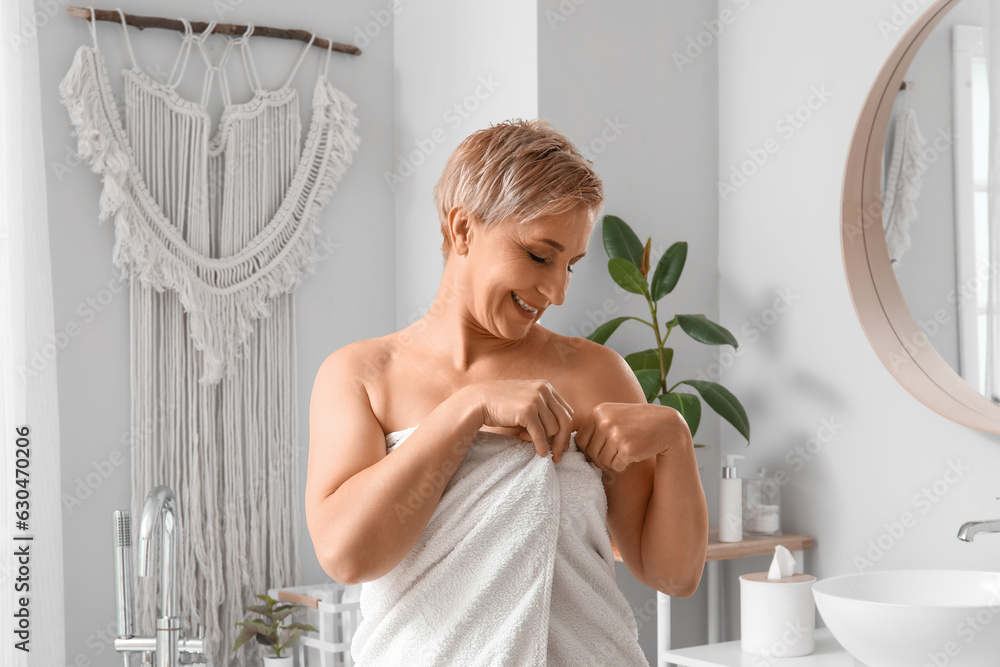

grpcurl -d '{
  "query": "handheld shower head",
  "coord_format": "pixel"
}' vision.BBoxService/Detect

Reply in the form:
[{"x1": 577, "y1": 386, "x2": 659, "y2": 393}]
[{"x1": 112, "y1": 510, "x2": 135, "y2": 639}]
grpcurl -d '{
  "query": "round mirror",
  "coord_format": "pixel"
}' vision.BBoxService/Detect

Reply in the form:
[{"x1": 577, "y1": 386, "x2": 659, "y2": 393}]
[{"x1": 843, "y1": 0, "x2": 1000, "y2": 432}]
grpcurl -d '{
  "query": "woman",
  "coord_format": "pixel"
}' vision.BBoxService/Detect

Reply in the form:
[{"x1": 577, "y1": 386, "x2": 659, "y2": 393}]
[{"x1": 305, "y1": 118, "x2": 708, "y2": 666}]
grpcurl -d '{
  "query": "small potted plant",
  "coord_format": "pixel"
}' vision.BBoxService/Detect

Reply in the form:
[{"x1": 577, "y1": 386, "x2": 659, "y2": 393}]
[
  {"x1": 586, "y1": 214, "x2": 750, "y2": 446},
  {"x1": 232, "y1": 593, "x2": 317, "y2": 665}
]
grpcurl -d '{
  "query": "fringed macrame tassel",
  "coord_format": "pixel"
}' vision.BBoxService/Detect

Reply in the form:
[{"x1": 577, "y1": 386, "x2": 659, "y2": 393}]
[{"x1": 60, "y1": 37, "x2": 360, "y2": 666}]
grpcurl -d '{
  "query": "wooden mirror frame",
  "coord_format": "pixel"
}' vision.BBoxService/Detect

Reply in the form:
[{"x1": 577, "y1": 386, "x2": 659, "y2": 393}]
[{"x1": 842, "y1": 0, "x2": 1000, "y2": 432}]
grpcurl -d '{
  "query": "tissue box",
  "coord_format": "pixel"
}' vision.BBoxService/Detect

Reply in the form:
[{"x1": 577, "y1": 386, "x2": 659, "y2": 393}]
[{"x1": 739, "y1": 571, "x2": 816, "y2": 657}]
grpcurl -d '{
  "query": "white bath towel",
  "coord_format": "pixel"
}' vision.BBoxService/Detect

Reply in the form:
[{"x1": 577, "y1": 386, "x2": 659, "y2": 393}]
[
  {"x1": 350, "y1": 428, "x2": 650, "y2": 667},
  {"x1": 881, "y1": 104, "x2": 927, "y2": 266}
]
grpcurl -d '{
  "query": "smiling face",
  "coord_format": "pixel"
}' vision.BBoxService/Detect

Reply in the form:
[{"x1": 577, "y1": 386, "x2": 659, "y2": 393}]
[{"x1": 457, "y1": 204, "x2": 595, "y2": 339}]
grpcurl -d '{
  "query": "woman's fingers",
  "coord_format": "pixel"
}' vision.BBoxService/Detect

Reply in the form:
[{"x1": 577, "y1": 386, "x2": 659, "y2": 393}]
[
  {"x1": 549, "y1": 389, "x2": 574, "y2": 463},
  {"x1": 523, "y1": 414, "x2": 549, "y2": 458},
  {"x1": 586, "y1": 431, "x2": 607, "y2": 470},
  {"x1": 475, "y1": 379, "x2": 575, "y2": 461},
  {"x1": 553, "y1": 421, "x2": 573, "y2": 463},
  {"x1": 534, "y1": 390, "x2": 561, "y2": 443},
  {"x1": 578, "y1": 424, "x2": 613, "y2": 472},
  {"x1": 531, "y1": 382, "x2": 572, "y2": 460}
]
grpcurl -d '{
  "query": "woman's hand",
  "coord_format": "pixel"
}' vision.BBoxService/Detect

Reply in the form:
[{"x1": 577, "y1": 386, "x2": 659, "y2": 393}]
[
  {"x1": 468, "y1": 379, "x2": 574, "y2": 459},
  {"x1": 574, "y1": 402, "x2": 692, "y2": 473}
]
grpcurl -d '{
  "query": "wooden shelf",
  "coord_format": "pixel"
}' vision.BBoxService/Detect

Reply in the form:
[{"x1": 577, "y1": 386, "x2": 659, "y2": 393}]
[{"x1": 611, "y1": 528, "x2": 814, "y2": 564}]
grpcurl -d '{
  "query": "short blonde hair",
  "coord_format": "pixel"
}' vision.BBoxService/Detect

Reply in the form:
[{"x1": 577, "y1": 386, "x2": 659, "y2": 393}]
[{"x1": 433, "y1": 118, "x2": 604, "y2": 262}]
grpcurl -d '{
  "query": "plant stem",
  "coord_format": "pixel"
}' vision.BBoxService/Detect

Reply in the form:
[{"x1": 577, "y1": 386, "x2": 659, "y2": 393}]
[{"x1": 646, "y1": 294, "x2": 667, "y2": 394}]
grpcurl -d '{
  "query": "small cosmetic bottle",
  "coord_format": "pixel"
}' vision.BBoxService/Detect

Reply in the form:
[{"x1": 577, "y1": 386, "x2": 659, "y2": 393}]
[
  {"x1": 719, "y1": 455, "x2": 745, "y2": 543},
  {"x1": 743, "y1": 467, "x2": 781, "y2": 537}
]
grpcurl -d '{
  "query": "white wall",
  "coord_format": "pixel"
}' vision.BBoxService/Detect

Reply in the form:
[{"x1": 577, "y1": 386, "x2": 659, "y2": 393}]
[
  {"x1": 718, "y1": 0, "x2": 1000, "y2": 641},
  {"x1": 393, "y1": 0, "x2": 538, "y2": 327},
  {"x1": 535, "y1": 0, "x2": 722, "y2": 654}
]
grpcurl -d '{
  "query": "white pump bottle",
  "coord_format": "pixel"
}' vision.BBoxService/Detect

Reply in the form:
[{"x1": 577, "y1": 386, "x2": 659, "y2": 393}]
[{"x1": 719, "y1": 454, "x2": 745, "y2": 543}]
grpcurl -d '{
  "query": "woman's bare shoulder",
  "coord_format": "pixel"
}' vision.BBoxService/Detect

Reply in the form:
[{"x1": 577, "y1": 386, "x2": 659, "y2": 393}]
[
  {"x1": 534, "y1": 327, "x2": 640, "y2": 405},
  {"x1": 535, "y1": 326, "x2": 621, "y2": 368},
  {"x1": 316, "y1": 339, "x2": 366, "y2": 371},
  {"x1": 314, "y1": 336, "x2": 397, "y2": 391}
]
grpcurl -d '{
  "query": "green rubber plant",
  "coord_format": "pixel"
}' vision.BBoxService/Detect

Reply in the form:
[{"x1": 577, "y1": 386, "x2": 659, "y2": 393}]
[
  {"x1": 586, "y1": 214, "x2": 750, "y2": 446},
  {"x1": 232, "y1": 593, "x2": 317, "y2": 659}
]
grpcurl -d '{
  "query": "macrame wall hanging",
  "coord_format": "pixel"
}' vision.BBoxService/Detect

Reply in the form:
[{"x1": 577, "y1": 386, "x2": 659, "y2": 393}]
[{"x1": 59, "y1": 7, "x2": 361, "y2": 665}]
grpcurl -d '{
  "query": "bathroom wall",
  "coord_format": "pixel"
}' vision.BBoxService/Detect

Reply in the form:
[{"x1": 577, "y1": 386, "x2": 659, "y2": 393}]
[
  {"x1": 534, "y1": 0, "x2": 722, "y2": 654},
  {"x1": 39, "y1": 1, "x2": 395, "y2": 663},
  {"x1": 391, "y1": 0, "x2": 539, "y2": 328},
  {"x1": 717, "y1": 0, "x2": 1000, "y2": 641}
]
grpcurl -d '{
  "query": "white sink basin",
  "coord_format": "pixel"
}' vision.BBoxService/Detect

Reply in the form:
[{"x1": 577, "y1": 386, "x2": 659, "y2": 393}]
[{"x1": 813, "y1": 570, "x2": 1000, "y2": 667}]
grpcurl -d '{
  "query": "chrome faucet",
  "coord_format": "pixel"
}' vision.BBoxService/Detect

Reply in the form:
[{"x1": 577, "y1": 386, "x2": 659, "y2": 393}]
[
  {"x1": 957, "y1": 519, "x2": 1000, "y2": 542},
  {"x1": 140, "y1": 485, "x2": 181, "y2": 667},
  {"x1": 113, "y1": 485, "x2": 206, "y2": 667}
]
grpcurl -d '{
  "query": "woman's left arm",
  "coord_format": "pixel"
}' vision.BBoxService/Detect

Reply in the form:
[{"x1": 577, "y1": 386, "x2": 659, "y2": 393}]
[
  {"x1": 572, "y1": 344, "x2": 709, "y2": 597},
  {"x1": 635, "y1": 414, "x2": 708, "y2": 597}
]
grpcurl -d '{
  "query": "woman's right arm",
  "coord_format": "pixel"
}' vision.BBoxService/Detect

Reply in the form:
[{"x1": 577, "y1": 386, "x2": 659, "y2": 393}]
[{"x1": 304, "y1": 344, "x2": 485, "y2": 585}]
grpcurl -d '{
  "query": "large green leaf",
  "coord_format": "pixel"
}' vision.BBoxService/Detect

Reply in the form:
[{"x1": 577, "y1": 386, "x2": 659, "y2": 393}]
[
  {"x1": 634, "y1": 369, "x2": 662, "y2": 402},
  {"x1": 650, "y1": 242, "x2": 688, "y2": 301},
  {"x1": 585, "y1": 316, "x2": 632, "y2": 345},
  {"x1": 676, "y1": 314, "x2": 739, "y2": 347},
  {"x1": 679, "y1": 380, "x2": 750, "y2": 442},
  {"x1": 625, "y1": 348, "x2": 660, "y2": 372},
  {"x1": 609, "y1": 257, "x2": 648, "y2": 295},
  {"x1": 601, "y1": 215, "x2": 645, "y2": 266},
  {"x1": 658, "y1": 392, "x2": 702, "y2": 438},
  {"x1": 625, "y1": 347, "x2": 673, "y2": 379}
]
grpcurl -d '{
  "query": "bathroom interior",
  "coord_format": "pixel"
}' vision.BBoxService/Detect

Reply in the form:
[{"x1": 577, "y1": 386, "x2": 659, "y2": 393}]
[{"x1": 6, "y1": 0, "x2": 1000, "y2": 664}]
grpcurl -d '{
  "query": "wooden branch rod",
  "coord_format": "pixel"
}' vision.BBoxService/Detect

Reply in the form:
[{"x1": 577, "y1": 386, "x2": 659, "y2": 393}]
[{"x1": 66, "y1": 6, "x2": 362, "y2": 56}]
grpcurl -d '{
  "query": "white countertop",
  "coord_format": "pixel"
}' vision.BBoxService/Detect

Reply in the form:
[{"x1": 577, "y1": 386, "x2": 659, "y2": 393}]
[{"x1": 662, "y1": 629, "x2": 864, "y2": 666}]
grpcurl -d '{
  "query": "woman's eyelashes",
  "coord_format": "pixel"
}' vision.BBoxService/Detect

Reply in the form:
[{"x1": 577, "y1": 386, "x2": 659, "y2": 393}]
[{"x1": 528, "y1": 252, "x2": 574, "y2": 273}]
